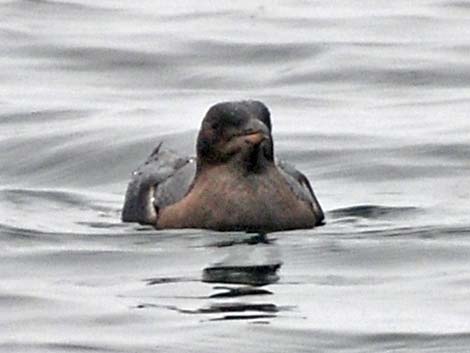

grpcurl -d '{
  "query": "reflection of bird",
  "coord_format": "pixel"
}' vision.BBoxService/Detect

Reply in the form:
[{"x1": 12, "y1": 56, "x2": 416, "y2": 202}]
[{"x1": 122, "y1": 100, "x2": 324, "y2": 232}]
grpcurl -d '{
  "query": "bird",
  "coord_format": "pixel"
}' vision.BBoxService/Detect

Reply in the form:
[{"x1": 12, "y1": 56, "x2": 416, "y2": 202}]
[{"x1": 121, "y1": 100, "x2": 324, "y2": 232}]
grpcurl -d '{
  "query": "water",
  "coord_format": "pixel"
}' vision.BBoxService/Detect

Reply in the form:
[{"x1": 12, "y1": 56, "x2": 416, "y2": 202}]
[{"x1": 2, "y1": 0, "x2": 470, "y2": 351}]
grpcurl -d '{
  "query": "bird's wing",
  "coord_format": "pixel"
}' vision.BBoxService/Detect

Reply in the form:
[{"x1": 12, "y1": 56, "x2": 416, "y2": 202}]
[
  {"x1": 277, "y1": 160, "x2": 325, "y2": 226},
  {"x1": 121, "y1": 143, "x2": 196, "y2": 225}
]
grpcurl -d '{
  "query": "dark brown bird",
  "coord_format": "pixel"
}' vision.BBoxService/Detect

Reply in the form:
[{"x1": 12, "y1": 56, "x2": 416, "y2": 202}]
[{"x1": 122, "y1": 100, "x2": 324, "y2": 232}]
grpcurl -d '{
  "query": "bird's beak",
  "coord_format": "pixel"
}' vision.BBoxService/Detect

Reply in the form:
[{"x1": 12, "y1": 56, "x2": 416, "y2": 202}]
[
  {"x1": 243, "y1": 131, "x2": 268, "y2": 145},
  {"x1": 242, "y1": 119, "x2": 270, "y2": 145}
]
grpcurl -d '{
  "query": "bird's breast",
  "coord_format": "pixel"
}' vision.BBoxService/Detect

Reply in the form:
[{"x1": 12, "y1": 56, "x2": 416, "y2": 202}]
[{"x1": 157, "y1": 166, "x2": 316, "y2": 232}]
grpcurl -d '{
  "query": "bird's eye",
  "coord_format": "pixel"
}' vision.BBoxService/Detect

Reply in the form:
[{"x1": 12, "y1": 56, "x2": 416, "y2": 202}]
[{"x1": 211, "y1": 122, "x2": 220, "y2": 130}]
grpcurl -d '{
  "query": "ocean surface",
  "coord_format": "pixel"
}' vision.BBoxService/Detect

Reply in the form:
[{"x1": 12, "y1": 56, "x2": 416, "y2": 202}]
[{"x1": 2, "y1": 0, "x2": 470, "y2": 352}]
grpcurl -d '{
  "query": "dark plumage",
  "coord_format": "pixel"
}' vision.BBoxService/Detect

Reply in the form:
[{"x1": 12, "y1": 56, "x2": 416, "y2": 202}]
[{"x1": 122, "y1": 100, "x2": 324, "y2": 232}]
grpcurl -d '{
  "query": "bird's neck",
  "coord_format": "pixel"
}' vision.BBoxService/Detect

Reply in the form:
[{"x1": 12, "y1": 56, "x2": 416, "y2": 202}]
[{"x1": 196, "y1": 148, "x2": 270, "y2": 177}]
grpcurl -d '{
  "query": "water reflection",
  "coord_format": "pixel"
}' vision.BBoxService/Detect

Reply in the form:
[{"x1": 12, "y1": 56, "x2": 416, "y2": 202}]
[
  {"x1": 141, "y1": 232, "x2": 284, "y2": 322},
  {"x1": 200, "y1": 232, "x2": 282, "y2": 321},
  {"x1": 136, "y1": 302, "x2": 279, "y2": 322},
  {"x1": 209, "y1": 286, "x2": 272, "y2": 298},
  {"x1": 202, "y1": 233, "x2": 282, "y2": 286}
]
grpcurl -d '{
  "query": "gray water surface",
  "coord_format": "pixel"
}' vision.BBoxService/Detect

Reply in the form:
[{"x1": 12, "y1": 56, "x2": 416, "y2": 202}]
[{"x1": 2, "y1": 1, "x2": 470, "y2": 352}]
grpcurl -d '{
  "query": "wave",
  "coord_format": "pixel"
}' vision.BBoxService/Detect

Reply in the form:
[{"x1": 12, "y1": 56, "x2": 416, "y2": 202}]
[
  {"x1": 2, "y1": 0, "x2": 120, "y2": 14},
  {"x1": 3, "y1": 331, "x2": 470, "y2": 353},
  {"x1": 329, "y1": 204, "x2": 421, "y2": 220},
  {"x1": 273, "y1": 66, "x2": 470, "y2": 88},
  {"x1": 1, "y1": 188, "x2": 116, "y2": 212}
]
